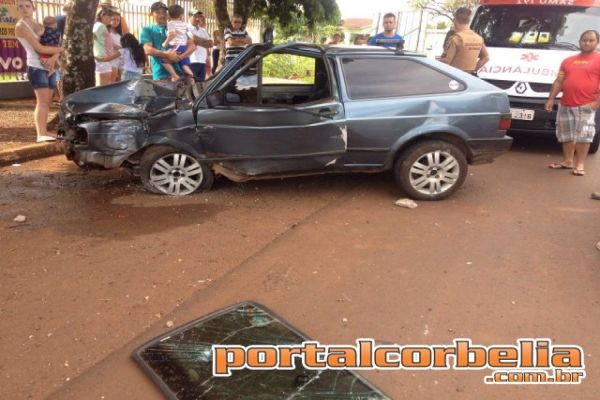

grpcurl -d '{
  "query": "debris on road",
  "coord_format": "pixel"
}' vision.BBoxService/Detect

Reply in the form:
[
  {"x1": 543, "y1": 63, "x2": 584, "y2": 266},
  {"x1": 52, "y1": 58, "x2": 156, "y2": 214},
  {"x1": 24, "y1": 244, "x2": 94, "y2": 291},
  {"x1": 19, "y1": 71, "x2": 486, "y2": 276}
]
[
  {"x1": 165, "y1": 320, "x2": 174, "y2": 328},
  {"x1": 134, "y1": 302, "x2": 386, "y2": 398},
  {"x1": 395, "y1": 198, "x2": 418, "y2": 209},
  {"x1": 13, "y1": 215, "x2": 27, "y2": 223}
]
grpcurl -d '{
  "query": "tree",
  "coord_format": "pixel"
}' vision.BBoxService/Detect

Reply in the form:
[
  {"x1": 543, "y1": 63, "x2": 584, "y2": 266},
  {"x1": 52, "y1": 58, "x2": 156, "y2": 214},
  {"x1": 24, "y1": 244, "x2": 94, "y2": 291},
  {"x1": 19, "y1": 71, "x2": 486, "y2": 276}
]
[
  {"x1": 213, "y1": 0, "x2": 340, "y2": 42},
  {"x1": 411, "y1": 0, "x2": 478, "y2": 21},
  {"x1": 61, "y1": 0, "x2": 99, "y2": 97},
  {"x1": 253, "y1": 0, "x2": 339, "y2": 31},
  {"x1": 213, "y1": 0, "x2": 340, "y2": 67}
]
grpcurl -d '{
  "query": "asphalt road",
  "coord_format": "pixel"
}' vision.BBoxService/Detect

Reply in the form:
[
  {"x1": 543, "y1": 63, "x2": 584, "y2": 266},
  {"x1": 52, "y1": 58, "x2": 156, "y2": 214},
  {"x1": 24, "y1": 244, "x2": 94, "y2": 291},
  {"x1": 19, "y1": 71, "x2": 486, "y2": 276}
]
[{"x1": 1, "y1": 137, "x2": 599, "y2": 400}]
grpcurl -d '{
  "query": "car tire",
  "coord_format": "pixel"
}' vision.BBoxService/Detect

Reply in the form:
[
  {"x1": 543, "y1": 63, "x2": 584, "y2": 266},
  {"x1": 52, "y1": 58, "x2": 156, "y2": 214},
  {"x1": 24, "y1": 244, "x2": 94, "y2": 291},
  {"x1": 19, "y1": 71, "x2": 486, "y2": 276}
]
[
  {"x1": 140, "y1": 146, "x2": 214, "y2": 196},
  {"x1": 394, "y1": 140, "x2": 467, "y2": 201}
]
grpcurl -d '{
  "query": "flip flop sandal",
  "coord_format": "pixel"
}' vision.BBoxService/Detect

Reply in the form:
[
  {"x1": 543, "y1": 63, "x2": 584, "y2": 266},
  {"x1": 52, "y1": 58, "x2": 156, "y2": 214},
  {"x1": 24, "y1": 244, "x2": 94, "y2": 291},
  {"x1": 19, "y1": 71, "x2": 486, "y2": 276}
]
[
  {"x1": 548, "y1": 162, "x2": 572, "y2": 169},
  {"x1": 573, "y1": 169, "x2": 585, "y2": 176}
]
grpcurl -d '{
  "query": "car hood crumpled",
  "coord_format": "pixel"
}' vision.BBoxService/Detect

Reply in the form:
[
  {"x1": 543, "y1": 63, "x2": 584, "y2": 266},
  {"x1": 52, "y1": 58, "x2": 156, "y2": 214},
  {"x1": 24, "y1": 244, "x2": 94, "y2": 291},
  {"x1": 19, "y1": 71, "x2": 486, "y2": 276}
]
[{"x1": 63, "y1": 78, "x2": 178, "y2": 119}]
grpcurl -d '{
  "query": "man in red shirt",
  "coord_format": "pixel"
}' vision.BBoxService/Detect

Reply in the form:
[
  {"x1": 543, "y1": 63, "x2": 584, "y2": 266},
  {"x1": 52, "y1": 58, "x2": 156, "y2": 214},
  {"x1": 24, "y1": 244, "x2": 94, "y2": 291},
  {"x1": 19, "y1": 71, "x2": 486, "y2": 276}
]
[{"x1": 546, "y1": 30, "x2": 600, "y2": 176}]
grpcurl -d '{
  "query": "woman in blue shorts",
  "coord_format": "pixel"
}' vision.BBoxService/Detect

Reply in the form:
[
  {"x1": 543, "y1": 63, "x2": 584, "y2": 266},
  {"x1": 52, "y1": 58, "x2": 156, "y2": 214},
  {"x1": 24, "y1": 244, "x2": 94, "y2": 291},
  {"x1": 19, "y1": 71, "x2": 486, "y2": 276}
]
[{"x1": 15, "y1": 0, "x2": 64, "y2": 142}]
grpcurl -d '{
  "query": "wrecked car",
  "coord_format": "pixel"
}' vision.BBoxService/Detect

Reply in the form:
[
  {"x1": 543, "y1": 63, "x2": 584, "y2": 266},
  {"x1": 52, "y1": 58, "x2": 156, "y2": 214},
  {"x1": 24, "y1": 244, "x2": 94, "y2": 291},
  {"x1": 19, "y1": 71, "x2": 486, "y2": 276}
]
[{"x1": 61, "y1": 43, "x2": 512, "y2": 200}]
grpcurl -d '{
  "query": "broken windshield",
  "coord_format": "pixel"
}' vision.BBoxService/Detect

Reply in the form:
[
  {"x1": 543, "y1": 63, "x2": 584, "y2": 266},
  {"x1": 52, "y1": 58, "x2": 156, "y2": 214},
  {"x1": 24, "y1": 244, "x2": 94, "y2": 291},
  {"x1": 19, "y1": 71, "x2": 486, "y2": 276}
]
[
  {"x1": 134, "y1": 302, "x2": 389, "y2": 399},
  {"x1": 472, "y1": 5, "x2": 600, "y2": 49}
]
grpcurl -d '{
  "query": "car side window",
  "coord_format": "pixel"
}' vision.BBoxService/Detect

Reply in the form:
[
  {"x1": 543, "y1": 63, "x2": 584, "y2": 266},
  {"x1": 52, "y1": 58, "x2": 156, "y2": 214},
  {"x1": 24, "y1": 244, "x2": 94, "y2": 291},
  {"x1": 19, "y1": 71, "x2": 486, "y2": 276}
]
[
  {"x1": 215, "y1": 51, "x2": 331, "y2": 107},
  {"x1": 260, "y1": 52, "x2": 330, "y2": 105},
  {"x1": 262, "y1": 53, "x2": 316, "y2": 84},
  {"x1": 223, "y1": 65, "x2": 259, "y2": 105},
  {"x1": 341, "y1": 57, "x2": 465, "y2": 100}
]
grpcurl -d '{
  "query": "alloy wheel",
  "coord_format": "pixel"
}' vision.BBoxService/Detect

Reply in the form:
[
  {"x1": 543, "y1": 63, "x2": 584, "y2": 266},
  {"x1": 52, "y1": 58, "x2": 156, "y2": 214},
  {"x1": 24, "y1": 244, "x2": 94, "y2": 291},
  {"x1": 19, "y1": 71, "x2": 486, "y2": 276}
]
[
  {"x1": 408, "y1": 150, "x2": 460, "y2": 196},
  {"x1": 149, "y1": 153, "x2": 205, "y2": 196}
]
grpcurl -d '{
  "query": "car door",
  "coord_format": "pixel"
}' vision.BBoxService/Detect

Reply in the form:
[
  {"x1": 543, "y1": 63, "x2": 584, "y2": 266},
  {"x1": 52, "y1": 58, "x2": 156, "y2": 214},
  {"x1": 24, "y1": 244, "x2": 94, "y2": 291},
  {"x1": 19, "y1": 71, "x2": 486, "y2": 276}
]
[{"x1": 194, "y1": 45, "x2": 347, "y2": 177}]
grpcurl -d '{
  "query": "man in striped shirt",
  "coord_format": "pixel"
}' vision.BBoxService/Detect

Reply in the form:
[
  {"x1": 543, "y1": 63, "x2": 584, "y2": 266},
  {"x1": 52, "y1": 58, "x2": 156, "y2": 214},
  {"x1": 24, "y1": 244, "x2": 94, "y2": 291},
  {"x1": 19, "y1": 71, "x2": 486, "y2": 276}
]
[{"x1": 224, "y1": 14, "x2": 252, "y2": 65}]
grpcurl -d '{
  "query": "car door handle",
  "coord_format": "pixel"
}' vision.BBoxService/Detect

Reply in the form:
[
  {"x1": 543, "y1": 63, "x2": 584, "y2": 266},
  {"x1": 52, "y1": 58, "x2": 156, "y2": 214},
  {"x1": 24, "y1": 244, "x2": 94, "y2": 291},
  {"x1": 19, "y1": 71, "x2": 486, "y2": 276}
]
[{"x1": 318, "y1": 108, "x2": 339, "y2": 118}]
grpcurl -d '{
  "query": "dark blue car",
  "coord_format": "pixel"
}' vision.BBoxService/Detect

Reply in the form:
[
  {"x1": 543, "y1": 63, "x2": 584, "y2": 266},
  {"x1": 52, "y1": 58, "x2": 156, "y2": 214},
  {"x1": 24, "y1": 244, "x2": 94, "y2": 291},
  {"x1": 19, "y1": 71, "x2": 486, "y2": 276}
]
[{"x1": 62, "y1": 43, "x2": 512, "y2": 200}]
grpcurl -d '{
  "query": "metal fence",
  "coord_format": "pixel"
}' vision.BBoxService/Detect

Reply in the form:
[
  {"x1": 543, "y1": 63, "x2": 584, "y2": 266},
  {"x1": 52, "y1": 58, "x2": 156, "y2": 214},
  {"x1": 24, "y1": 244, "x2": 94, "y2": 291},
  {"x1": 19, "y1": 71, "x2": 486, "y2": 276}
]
[
  {"x1": 1, "y1": 0, "x2": 262, "y2": 81},
  {"x1": 28, "y1": 0, "x2": 257, "y2": 39}
]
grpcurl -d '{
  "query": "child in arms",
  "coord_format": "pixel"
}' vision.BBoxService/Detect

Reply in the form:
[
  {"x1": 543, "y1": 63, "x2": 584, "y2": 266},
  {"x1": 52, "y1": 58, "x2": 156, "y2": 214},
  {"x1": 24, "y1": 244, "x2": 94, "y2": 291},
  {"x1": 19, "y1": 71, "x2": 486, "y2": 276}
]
[{"x1": 161, "y1": 5, "x2": 194, "y2": 81}]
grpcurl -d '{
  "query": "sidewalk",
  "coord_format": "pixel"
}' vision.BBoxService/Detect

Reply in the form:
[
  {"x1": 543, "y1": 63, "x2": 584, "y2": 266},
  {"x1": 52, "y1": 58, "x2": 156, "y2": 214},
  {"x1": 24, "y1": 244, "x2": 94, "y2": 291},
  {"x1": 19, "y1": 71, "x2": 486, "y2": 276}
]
[{"x1": 0, "y1": 99, "x2": 63, "y2": 166}]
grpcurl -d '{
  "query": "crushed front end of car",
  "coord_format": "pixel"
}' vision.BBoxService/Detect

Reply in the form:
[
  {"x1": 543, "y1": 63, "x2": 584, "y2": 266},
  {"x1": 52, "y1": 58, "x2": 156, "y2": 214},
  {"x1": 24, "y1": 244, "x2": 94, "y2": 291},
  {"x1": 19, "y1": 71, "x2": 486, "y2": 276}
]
[{"x1": 60, "y1": 78, "x2": 180, "y2": 169}]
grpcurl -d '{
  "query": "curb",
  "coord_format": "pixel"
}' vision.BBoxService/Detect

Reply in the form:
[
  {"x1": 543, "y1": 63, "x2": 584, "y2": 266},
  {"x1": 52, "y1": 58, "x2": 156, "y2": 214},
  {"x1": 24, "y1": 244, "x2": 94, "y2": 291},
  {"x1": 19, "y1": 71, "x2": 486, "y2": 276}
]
[
  {"x1": 0, "y1": 141, "x2": 63, "y2": 167},
  {"x1": 0, "y1": 104, "x2": 61, "y2": 111}
]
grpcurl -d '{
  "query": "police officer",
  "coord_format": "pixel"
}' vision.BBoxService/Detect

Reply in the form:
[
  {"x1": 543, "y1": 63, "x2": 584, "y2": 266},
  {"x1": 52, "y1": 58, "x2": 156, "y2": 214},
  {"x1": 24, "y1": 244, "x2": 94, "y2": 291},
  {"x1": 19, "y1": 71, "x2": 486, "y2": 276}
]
[{"x1": 440, "y1": 7, "x2": 489, "y2": 75}]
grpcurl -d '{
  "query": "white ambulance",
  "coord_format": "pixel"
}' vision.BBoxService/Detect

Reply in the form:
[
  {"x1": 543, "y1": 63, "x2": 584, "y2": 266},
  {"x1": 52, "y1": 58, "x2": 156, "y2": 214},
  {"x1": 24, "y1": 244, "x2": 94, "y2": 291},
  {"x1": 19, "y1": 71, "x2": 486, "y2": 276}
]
[{"x1": 471, "y1": 0, "x2": 600, "y2": 152}]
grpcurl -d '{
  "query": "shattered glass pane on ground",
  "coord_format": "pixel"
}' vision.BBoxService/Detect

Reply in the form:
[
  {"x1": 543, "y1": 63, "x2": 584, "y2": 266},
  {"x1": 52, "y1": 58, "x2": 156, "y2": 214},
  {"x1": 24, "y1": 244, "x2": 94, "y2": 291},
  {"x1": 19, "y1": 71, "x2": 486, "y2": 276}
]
[{"x1": 134, "y1": 302, "x2": 389, "y2": 399}]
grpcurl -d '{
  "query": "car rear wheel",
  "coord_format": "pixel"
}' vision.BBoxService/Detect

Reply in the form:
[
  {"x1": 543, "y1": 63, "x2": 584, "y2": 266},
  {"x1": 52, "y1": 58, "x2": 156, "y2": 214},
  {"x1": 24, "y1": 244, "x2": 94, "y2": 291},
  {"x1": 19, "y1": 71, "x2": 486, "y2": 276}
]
[
  {"x1": 140, "y1": 146, "x2": 214, "y2": 196},
  {"x1": 394, "y1": 140, "x2": 467, "y2": 201}
]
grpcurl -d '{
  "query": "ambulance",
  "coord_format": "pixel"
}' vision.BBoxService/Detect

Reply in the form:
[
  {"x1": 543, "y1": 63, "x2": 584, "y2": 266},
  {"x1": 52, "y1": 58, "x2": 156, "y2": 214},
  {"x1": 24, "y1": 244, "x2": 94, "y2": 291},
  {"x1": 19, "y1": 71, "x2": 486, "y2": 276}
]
[{"x1": 471, "y1": 0, "x2": 600, "y2": 152}]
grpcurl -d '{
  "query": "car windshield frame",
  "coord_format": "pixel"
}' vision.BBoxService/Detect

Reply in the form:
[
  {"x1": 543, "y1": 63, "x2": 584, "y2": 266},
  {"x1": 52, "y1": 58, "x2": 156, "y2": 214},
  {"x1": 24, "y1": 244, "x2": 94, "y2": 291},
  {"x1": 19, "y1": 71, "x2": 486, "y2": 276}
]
[{"x1": 471, "y1": 5, "x2": 600, "y2": 50}]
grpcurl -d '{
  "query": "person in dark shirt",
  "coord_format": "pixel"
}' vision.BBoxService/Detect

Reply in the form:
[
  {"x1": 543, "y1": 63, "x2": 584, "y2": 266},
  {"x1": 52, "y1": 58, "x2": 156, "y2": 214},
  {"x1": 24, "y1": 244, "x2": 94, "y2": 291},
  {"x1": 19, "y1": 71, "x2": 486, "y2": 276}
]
[{"x1": 38, "y1": 16, "x2": 61, "y2": 75}]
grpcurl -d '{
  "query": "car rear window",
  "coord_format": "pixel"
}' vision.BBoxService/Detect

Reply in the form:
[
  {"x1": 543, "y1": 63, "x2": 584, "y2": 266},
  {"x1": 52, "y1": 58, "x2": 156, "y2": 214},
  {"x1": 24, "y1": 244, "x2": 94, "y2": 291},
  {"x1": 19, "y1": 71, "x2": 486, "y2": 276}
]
[{"x1": 341, "y1": 57, "x2": 465, "y2": 100}]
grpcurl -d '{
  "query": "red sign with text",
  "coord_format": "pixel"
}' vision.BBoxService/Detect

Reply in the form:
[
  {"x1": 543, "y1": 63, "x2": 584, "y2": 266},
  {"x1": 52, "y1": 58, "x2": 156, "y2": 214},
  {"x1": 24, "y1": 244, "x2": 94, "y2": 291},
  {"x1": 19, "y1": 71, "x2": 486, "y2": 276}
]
[{"x1": 0, "y1": 0, "x2": 27, "y2": 74}]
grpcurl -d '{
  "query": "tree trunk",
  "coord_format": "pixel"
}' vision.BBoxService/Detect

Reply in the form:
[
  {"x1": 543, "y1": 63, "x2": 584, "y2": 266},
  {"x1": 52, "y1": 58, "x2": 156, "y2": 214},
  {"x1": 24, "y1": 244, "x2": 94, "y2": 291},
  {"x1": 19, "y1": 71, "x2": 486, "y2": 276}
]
[
  {"x1": 214, "y1": 0, "x2": 230, "y2": 70},
  {"x1": 213, "y1": 0, "x2": 256, "y2": 70},
  {"x1": 61, "y1": 0, "x2": 99, "y2": 97}
]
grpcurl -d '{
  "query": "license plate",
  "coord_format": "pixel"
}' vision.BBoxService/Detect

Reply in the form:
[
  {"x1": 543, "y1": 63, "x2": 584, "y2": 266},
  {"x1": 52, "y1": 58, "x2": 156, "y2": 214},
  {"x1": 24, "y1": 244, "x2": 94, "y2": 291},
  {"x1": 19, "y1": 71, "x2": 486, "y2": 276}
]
[{"x1": 510, "y1": 108, "x2": 535, "y2": 121}]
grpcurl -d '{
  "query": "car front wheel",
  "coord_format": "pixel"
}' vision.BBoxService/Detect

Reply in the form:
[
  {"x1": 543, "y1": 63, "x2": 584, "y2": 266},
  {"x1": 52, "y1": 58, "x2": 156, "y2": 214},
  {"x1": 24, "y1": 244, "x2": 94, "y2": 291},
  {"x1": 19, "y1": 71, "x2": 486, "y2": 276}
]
[
  {"x1": 140, "y1": 146, "x2": 214, "y2": 196},
  {"x1": 395, "y1": 140, "x2": 467, "y2": 201}
]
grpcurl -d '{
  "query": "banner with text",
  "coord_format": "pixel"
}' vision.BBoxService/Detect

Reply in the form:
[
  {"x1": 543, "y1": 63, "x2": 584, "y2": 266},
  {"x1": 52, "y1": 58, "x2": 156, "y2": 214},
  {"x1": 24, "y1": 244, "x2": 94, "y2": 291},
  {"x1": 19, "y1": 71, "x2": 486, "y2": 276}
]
[{"x1": 1, "y1": 0, "x2": 27, "y2": 76}]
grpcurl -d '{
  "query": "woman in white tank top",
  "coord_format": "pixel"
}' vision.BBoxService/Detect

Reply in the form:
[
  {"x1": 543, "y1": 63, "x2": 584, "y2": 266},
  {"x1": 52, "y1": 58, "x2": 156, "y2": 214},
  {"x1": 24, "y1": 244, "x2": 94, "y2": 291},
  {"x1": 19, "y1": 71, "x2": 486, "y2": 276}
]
[{"x1": 15, "y1": 0, "x2": 64, "y2": 143}]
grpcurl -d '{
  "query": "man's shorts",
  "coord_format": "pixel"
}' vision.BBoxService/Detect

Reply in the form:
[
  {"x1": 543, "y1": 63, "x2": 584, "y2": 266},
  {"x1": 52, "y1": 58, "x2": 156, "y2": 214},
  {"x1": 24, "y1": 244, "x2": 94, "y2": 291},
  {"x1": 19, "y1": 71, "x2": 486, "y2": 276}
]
[
  {"x1": 95, "y1": 61, "x2": 113, "y2": 74},
  {"x1": 556, "y1": 104, "x2": 596, "y2": 143},
  {"x1": 27, "y1": 66, "x2": 57, "y2": 90}
]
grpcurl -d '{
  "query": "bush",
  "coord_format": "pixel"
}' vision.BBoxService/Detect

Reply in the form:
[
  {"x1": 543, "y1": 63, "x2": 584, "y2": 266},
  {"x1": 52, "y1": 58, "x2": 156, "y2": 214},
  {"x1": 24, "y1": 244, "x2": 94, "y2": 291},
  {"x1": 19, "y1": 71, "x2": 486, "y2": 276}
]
[{"x1": 262, "y1": 53, "x2": 315, "y2": 83}]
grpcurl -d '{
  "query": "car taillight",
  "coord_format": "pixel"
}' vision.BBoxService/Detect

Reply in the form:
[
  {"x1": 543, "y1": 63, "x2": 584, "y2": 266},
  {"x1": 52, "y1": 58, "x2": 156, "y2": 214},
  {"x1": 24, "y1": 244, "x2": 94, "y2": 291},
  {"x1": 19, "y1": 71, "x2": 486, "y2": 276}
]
[{"x1": 499, "y1": 113, "x2": 512, "y2": 131}]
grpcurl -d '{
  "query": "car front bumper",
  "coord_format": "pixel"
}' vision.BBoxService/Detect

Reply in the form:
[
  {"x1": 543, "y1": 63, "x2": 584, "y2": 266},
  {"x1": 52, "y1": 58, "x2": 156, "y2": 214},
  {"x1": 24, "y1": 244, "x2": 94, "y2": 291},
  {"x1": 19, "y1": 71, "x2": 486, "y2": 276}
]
[{"x1": 62, "y1": 119, "x2": 146, "y2": 169}]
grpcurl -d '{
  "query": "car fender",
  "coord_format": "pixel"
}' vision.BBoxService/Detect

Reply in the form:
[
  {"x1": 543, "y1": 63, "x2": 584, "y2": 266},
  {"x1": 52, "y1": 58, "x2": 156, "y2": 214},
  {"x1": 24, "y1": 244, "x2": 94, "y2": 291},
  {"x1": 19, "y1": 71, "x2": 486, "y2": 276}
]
[
  {"x1": 384, "y1": 124, "x2": 471, "y2": 169},
  {"x1": 141, "y1": 137, "x2": 209, "y2": 162}
]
